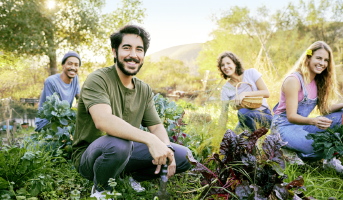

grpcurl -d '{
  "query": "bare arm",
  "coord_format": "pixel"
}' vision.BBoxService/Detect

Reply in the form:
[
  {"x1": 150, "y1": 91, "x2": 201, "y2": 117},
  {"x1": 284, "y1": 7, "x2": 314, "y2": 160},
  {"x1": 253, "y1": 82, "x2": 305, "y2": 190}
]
[
  {"x1": 89, "y1": 104, "x2": 173, "y2": 165},
  {"x1": 284, "y1": 77, "x2": 332, "y2": 129},
  {"x1": 329, "y1": 103, "x2": 343, "y2": 113},
  {"x1": 148, "y1": 123, "x2": 171, "y2": 145},
  {"x1": 240, "y1": 77, "x2": 270, "y2": 98}
]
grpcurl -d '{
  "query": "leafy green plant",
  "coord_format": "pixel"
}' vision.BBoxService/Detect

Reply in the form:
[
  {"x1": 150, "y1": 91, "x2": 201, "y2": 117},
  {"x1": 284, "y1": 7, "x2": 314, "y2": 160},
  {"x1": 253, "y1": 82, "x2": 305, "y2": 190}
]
[
  {"x1": 0, "y1": 143, "x2": 59, "y2": 199},
  {"x1": 148, "y1": 94, "x2": 190, "y2": 146},
  {"x1": 187, "y1": 128, "x2": 312, "y2": 199},
  {"x1": 33, "y1": 93, "x2": 76, "y2": 158},
  {"x1": 306, "y1": 125, "x2": 343, "y2": 160}
]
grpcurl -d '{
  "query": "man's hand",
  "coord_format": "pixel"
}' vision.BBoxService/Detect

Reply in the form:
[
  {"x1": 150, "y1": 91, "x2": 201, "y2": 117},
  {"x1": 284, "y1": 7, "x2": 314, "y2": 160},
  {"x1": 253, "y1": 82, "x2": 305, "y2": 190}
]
[
  {"x1": 146, "y1": 136, "x2": 174, "y2": 166},
  {"x1": 153, "y1": 155, "x2": 176, "y2": 178}
]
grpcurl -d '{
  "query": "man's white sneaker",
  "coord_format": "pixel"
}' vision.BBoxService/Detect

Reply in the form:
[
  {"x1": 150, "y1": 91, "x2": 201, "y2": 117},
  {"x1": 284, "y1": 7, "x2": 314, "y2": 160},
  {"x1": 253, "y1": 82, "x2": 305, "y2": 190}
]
[
  {"x1": 90, "y1": 185, "x2": 113, "y2": 200},
  {"x1": 129, "y1": 177, "x2": 145, "y2": 192},
  {"x1": 323, "y1": 157, "x2": 343, "y2": 174}
]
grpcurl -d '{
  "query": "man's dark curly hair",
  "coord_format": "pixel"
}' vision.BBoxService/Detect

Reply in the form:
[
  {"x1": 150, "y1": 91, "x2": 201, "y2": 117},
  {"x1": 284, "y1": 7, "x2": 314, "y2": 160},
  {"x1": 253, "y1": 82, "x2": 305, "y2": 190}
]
[
  {"x1": 217, "y1": 51, "x2": 245, "y2": 79},
  {"x1": 110, "y1": 25, "x2": 150, "y2": 63}
]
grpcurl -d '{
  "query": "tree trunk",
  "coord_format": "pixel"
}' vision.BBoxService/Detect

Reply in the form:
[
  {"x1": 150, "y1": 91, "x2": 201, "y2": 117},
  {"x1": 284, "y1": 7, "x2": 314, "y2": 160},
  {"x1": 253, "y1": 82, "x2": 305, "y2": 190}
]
[
  {"x1": 46, "y1": 29, "x2": 58, "y2": 75},
  {"x1": 49, "y1": 50, "x2": 58, "y2": 75}
]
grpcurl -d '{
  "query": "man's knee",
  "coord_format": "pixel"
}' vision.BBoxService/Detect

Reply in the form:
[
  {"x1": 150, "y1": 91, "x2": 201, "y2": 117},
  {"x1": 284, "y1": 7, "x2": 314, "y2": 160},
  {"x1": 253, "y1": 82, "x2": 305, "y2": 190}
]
[
  {"x1": 97, "y1": 135, "x2": 133, "y2": 163},
  {"x1": 173, "y1": 144, "x2": 192, "y2": 172}
]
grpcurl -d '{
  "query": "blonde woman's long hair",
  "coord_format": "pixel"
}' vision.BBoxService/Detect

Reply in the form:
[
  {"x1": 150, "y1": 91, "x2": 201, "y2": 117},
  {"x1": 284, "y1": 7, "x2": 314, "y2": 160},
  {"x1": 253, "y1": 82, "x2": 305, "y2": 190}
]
[{"x1": 291, "y1": 41, "x2": 339, "y2": 115}]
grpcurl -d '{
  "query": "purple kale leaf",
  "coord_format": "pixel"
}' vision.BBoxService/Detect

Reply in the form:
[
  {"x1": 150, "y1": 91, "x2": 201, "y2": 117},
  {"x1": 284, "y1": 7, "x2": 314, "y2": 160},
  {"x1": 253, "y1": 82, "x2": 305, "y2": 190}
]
[
  {"x1": 246, "y1": 127, "x2": 269, "y2": 153},
  {"x1": 220, "y1": 129, "x2": 238, "y2": 164},
  {"x1": 273, "y1": 184, "x2": 291, "y2": 199},
  {"x1": 235, "y1": 180, "x2": 253, "y2": 199},
  {"x1": 262, "y1": 132, "x2": 288, "y2": 169}
]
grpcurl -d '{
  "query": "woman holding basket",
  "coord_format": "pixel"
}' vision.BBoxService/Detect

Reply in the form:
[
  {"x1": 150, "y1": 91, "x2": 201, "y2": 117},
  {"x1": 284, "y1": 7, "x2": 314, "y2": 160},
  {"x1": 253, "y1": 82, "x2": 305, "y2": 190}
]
[
  {"x1": 271, "y1": 41, "x2": 343, "y2": 172},
  {"x1": 218, "y1": 51, "x2": 273, "y2": 132}
]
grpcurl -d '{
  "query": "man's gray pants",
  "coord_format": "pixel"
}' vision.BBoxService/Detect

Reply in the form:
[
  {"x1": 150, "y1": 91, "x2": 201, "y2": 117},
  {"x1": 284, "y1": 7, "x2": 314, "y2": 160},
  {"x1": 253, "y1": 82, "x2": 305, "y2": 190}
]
[{"x1": 78, "y1": 135, "x2": 192, "y2": 191}]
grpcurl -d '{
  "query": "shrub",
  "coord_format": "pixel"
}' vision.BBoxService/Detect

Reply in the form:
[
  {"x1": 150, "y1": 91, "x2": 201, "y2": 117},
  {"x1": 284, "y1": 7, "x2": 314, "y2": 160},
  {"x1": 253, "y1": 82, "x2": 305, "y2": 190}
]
[
  {"x1": 31, "y1": 93, "x2": 76, "y2": 159},
  {"x1": 0, "y1": 142, "x2": 59, "y2": 199},
  {"x1": 144, "y1": 93, "x2": 190, "y2": 146}
]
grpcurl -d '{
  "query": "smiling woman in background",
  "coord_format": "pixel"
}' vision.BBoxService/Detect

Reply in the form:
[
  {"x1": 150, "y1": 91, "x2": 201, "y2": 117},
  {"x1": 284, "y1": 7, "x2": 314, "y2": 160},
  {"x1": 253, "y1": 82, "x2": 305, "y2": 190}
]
[
  {"x1": 218, "y1": 51, "x2": 272, "y2": 133},
  {"x1": 271, "y1": 41, "x2": 343, "y2": 173}
]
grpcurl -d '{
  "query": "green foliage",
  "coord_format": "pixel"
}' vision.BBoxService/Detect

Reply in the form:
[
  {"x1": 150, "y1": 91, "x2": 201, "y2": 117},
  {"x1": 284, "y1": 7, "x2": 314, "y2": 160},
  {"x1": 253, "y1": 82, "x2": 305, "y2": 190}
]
[
  {"x1": 0, "y1": 58, "x2": 47, "y2": 99},
  {"x1": 0, "y1": 0, "x2": 147, "y2": 74},
  {"x1": 149, "y1": 94, "x2": 190, "y2": 146},
  {"x1": 0, "y1": 0, "x2": 105, "y2": 73},
  {"x1": 137, "y1": 57, "x2": 200, "y2": 91},
  {"x1": 85, "y1": 0, "x2": 147, "y2": 67},
  {"x1": 0, "y1": 143, "x2": 58, "y2": 199},
  {"x1": 176, "y1": 99, "x2": 197, "y2": 111},
  {"x1": 285, "y1": 161, "x2": 343, "y2": 199},
  {"x1": 33, "y1": 93, "x2": 76, "y2": 159},
  {"x1": 306, "y1": 125, "x2": 343, "y2": 160}
]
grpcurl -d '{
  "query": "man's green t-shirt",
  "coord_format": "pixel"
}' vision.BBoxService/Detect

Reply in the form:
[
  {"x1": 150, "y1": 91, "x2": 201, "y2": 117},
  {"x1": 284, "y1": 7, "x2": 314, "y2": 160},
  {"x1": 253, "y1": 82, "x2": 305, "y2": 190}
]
[{"x1": 71, "y1": 65, "x2": 161, "y2": 171}]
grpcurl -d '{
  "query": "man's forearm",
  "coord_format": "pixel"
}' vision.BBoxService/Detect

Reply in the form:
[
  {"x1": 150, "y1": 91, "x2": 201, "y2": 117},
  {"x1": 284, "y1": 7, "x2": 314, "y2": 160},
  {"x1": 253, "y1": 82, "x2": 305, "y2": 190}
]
[
  {"x1": 93, "y1": 111, "x2": 157, "y2": 145},
  {"x1": 149, "y1": 124, "x2": 171, "y2": 145}
]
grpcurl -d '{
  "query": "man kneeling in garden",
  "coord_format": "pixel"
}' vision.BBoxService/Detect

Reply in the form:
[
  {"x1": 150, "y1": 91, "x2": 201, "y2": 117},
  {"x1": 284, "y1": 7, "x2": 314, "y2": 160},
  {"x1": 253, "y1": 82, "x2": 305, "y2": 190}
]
[{"x1": 71, "y1": 25, "x2": 191, "y2": 199}]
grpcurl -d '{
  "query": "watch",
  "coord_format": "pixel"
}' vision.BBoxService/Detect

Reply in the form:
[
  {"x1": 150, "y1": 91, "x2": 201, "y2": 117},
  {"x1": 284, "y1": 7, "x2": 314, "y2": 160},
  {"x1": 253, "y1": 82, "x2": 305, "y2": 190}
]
[{"x1": 166, "y1": 145, "x2": 175, "y2": 153}]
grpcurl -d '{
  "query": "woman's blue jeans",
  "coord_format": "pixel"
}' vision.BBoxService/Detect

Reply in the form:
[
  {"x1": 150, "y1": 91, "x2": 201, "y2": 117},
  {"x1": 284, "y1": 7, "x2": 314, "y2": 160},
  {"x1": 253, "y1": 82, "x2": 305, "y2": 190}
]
[{"x1": 236, "y1": 108, "x2": 273, "y2": 132}]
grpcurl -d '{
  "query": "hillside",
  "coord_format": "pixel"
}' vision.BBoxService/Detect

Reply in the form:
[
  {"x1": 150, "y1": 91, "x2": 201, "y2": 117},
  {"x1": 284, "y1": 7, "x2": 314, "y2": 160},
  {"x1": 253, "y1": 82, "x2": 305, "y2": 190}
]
[{"x1": 148, "y1": 43, "x2": 203, "y2": 76}]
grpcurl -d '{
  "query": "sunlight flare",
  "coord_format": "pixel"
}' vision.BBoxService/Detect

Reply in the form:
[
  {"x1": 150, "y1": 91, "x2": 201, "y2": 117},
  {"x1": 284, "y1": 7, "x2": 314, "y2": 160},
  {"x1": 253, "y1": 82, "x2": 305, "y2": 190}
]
[{"x1": 47, "y1": 0, "x2": 55, "y2": 9}]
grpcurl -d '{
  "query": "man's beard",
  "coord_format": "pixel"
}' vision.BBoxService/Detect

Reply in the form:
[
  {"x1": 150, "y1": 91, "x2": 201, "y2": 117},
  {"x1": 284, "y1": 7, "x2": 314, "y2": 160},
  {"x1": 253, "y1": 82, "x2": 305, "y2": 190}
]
[{"x1": 115, "y1": 56, "x2": 143, "y2": 76}]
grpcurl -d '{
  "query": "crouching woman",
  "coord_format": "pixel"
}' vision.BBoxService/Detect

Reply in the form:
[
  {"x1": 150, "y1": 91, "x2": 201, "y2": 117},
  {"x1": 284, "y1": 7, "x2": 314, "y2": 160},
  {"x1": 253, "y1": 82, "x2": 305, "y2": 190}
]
[
  {"x1": 271, "y1": 41, "x2": 343, "y2": 172},
  {"x1": 218, "y1": 51, "x2": 273, "y2": 132}
]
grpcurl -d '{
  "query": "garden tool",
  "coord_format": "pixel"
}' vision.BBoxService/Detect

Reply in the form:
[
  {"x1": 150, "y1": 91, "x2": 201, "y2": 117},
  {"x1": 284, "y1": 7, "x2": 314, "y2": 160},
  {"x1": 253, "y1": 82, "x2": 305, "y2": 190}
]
[{"x1": 153, "y1": 158, "x2": 171, "y2": 200}]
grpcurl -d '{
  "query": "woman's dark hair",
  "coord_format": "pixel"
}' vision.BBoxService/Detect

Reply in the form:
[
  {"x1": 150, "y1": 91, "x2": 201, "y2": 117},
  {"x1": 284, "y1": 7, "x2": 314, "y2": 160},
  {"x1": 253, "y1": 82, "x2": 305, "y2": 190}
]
[
  {"x1": 110, "y1": 25, "x2": 150, "y2": 62},
  {"x1": 217, "y1": 51, "x2": 244, "y2": 79}
]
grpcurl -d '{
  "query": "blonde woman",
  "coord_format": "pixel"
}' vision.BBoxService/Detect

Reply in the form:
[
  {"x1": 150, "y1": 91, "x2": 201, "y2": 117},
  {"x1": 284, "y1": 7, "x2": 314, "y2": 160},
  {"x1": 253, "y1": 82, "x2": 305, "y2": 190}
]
[
  {"x1": 219, "y1": 51, "x2": 272, "y2": 132},
  {"x1": 271, "y1": 41, "x2": 343, "y2": 172}
]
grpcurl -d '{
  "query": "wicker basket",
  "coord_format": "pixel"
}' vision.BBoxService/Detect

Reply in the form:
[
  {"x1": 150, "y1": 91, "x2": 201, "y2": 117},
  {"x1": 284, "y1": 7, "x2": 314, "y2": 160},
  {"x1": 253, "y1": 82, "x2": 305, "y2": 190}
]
[{"x1": 236, "y1": 82, "x2": 263, "y2": 109}]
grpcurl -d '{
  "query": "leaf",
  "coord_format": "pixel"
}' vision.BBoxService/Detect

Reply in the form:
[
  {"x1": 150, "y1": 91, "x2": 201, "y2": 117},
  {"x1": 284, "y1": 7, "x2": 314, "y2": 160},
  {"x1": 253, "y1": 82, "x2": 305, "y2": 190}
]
[
  {"x1": 273, "y1": 184, "x2": 290, "y2": 200},
  {"x1": 16, "y1": 188, "x2": 28, "y2": 196},
  {"x1": 29, "y1": 181, "x2": 41, "y2": 197},
  {"x1": 21, "y1": 152, "x2": 35, "y2": 161},
  {"x1": 0, "y1": 177, "x2": 8, "y2": 190},
  {"x1": 249, "y1": 184, "x2": 268, "y2": 200},
  {"x1": 51, "y1": 122, "x2": 58, "y2": 132},
  {"x1": 246, "y1": 127, "x2": 269, "y2": 153},
  {"x1": 241, "y1": 153, "x2": 257, "y2": 167},
  {"x1": 286, "y1": 176, "x2": 304, "y2": 190},
  {"x1": 186, "y1": 150, "x2": 215, "y2": 185},
  {"x1": 220, "y1": 129, "x2": 238, "y2": 163},
  {"x1": 235, "y1": 180, "x2": 252, "y2": 199},
  {"x1": 51, "y1": 111, "x2": 57, "y2": 116},
  {"x1": 59, "y1": 118, "x2": 68, "y2": 126},
  {"x1": 269, "y1": 161, "x2": 284, "y2": 176},
  {"x1": 262, "y1": 133, "x2": 287, "y2": 169}
]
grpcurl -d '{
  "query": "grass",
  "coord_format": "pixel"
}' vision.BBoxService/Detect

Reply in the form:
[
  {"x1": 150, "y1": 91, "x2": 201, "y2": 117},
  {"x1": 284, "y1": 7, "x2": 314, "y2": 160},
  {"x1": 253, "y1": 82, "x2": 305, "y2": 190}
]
[{"x1": 284, "y1": 161, "x2": 343, "y2": 199}]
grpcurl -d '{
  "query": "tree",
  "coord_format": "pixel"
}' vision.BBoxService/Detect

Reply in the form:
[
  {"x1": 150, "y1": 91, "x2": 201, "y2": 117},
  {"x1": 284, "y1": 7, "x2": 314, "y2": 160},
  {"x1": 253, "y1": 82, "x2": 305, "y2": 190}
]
[
  {"x1": 88, "y1": 0, "x2": 147, "y2": 67},
  {"x1": 0, "y1": 0, "x2": 105, "y2": 75}
]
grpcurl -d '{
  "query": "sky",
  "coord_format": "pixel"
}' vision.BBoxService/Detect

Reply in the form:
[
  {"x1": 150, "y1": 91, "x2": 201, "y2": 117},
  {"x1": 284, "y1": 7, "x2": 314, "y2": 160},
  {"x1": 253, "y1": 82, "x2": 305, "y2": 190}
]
[{"x1": 103, "y1": 0, "x2": 299, "y2": 55}]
